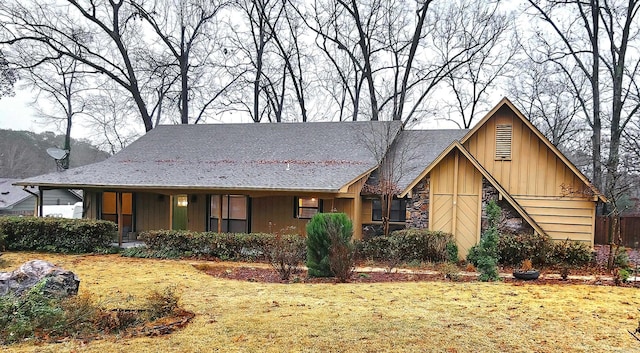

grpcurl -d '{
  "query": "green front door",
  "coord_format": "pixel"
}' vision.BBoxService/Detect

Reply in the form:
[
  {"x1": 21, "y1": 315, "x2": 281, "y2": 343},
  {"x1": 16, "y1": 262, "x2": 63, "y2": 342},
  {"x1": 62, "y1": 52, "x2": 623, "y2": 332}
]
[{"x1": 172, "y1": 195, "x2": 188, "y2": 230}]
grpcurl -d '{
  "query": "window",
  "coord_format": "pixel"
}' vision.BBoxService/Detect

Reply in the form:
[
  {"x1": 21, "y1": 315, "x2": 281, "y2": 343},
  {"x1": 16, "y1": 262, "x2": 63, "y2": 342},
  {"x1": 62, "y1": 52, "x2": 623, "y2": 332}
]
[
  {"x1": 101, "y1": 192, "x2": 134, "y2": 232},
  {"x1": 495, "y1": 124, "x2": 512, "y2": 160},
  {"x1": 295, "y1": 197, "x2": 321, "y2": 219},
  {"x1": 372, "y1": 198, "x2": 407, "y2": 222},
  {"x1": 210, "y1": 195, "x2": 249, "y2": 233}
]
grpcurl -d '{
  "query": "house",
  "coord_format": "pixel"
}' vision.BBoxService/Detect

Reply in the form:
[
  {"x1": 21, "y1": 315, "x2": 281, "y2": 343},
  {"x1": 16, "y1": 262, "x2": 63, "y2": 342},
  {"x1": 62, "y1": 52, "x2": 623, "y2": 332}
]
[
  {"x1": 15, "y1": 98, "x2": 603, "y2": 255},
  {"x1": 0, "y1": 178, "x2": 82, "y2": 216}
]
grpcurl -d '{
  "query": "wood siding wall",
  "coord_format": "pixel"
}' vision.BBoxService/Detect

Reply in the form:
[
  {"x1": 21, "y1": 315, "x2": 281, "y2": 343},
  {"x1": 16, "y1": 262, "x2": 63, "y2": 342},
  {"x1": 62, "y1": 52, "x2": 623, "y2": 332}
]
[
  {"x1": 187, "y1": 194, "x2": 207, "y2": 232},
  {"x1": 135, "y1": 193, "x2": 170, "y2": 231},
  {"x1": 464, "y1": 106, "x2": 596, "y2": 245},
  {"x1": 430, "y1": 150, "x2": 482, "y2": 257},
  {"x1": 252, "y1": 196, "x2": 298, "y2": 234}
]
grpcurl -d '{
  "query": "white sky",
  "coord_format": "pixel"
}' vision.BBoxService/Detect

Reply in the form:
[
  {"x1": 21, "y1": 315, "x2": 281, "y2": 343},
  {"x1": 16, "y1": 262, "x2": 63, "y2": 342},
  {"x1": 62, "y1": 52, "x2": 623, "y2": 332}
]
[{"x1": 0, "y1": 88, "x2": 41, "y2": 133}]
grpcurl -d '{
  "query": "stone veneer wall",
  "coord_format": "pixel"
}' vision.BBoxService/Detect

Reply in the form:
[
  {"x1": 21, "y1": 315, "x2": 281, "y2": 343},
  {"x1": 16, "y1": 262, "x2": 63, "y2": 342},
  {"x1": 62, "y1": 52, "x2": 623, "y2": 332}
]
[
  {"x1": 406, "y1": 178, "x2": 430, "y2": 229},
  {"x1": 482, "y1": 179, "x2": 533, "y2": 234}
]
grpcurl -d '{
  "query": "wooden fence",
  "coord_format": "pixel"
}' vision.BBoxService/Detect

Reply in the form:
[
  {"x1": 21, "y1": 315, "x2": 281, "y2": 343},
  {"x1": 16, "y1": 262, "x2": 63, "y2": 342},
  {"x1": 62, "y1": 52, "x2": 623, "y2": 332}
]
[{"x1": 595, "y1": 216, "x2": 640, "y2": 248}]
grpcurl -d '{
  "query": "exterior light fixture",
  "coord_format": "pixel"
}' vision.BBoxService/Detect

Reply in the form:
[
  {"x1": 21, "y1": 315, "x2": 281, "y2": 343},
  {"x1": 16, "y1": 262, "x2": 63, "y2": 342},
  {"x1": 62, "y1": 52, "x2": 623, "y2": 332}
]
[{"x1": 177, "y1": 195, "x2": 188, "y2": 207}]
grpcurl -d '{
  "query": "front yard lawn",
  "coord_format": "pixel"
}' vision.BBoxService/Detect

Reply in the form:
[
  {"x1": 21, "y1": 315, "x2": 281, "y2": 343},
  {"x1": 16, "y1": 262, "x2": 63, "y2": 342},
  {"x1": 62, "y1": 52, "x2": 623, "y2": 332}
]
[{"x1": 2, "y1": 252, "x2": 639, "y2": 352}]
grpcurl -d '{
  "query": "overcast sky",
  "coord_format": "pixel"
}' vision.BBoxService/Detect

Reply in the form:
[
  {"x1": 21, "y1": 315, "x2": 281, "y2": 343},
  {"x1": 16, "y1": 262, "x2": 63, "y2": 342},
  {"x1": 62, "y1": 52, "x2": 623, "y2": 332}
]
[{"x1": 0, "y1": 89, "x2": 41, "y2": 133}]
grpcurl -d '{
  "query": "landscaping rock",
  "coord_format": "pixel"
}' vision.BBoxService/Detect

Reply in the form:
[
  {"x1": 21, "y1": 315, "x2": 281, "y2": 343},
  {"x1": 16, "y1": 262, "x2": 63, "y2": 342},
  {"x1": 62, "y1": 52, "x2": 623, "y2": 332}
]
[{"x1": 0, "y1": 260, "x2": 80, "y2": 298}]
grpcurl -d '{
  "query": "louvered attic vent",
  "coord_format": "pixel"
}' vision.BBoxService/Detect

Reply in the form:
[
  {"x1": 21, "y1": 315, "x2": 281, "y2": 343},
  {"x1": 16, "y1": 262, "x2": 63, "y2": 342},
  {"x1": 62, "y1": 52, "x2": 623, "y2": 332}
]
[{"x1": 495, "y1": 124, "x2": 512, "y2": 160}]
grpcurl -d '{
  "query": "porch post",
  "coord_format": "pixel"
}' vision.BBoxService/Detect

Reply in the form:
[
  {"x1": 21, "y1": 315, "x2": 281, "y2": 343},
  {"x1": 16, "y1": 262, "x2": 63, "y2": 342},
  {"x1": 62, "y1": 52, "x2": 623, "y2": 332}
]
[
  {"x1": 353, "y1": 196, "x2": 362, "y2": 240},
  {"x1": 217, "y1": 195, "x2": 223, "y2": 233},
  {"x1": 38, "y1": 189, "x2": 44, "y2": 217},
  {"x1": 117, "y1": 192, "x2": 123, "y2": 247}
]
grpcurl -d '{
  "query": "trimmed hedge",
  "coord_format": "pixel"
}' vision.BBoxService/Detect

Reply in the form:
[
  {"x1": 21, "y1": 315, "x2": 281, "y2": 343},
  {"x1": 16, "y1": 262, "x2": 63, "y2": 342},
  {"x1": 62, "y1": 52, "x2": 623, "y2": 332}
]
[
  {"x1": 0, "y1": 216, "x2": 115, "y2": 253},
  {"x1": 498, "y1": 232, "x2": 553, "y2": 267},
  {"x1": 497, "y1": 232, "x2": 593, "y2": 268},
  {"x1": 132, "y1": 230, "x2": 305, "y2": 261},
  {"x1": 357, "y1": 229, "x2": 456, "y2": 263}
]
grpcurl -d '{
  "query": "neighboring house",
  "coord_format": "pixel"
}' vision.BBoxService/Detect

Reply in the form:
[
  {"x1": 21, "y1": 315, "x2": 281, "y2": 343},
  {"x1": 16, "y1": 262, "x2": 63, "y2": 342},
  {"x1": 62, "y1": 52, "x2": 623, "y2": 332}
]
[
  {"x1": 15, "y1": 98, "x2": 604, "y2": 255},
  {"x1": 0, "y1": 178, "x2": 82, "y2": 216}
]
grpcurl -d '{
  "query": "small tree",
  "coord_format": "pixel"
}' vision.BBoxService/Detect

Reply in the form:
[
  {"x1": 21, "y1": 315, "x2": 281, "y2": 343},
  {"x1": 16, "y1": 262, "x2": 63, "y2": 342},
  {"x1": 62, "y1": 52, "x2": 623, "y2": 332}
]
[
  {"x1": 306, "y1": 213, "x2": 353, "y2": 278},
  {"x1": 467, "y1": 200, "x2": 501, "y2": 281},
  {"x1": 327, "y1": 219, "x2": 355, "y2": 282}
]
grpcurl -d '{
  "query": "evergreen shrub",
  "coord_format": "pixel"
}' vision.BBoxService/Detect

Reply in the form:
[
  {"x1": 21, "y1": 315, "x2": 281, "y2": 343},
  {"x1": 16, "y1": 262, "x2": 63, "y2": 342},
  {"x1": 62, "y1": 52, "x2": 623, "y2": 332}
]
[
  {"x1": 306, "y1": 213, "x2": 353, "y2": 278},
  {"x1": 0, "y1": 217, "x2": 115, "y2": 253}
]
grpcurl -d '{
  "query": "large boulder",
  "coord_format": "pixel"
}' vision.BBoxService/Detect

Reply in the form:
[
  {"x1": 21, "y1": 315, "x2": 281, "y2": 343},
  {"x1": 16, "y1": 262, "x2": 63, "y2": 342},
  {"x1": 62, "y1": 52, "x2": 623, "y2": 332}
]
[{"x1": 0, "y1": 260, "x2": 80, "y2": 298}]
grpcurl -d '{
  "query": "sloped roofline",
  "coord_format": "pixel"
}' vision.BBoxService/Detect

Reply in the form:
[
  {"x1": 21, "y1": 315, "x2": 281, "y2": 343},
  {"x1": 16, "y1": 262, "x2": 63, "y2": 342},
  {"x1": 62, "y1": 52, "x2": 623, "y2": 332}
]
[
  {"x1": 401, "y1": 141, "x2": 548, "y2": 237},
  {"x1": 459, "y1": 97, "x2": 605, "y2": 202}
]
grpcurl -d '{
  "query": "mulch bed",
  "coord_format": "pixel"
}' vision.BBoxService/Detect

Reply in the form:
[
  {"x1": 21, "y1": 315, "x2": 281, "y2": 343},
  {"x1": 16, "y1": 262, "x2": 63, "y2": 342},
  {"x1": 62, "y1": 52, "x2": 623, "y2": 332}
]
[{"x1": 194, "y1": 263, "x2": 640, "y2": 287}]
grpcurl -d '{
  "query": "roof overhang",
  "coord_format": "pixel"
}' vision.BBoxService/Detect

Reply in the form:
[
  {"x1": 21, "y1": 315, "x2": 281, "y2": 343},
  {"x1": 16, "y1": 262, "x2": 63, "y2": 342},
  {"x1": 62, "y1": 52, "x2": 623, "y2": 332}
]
[{"x1": 13, "y1": 181, "x2": 348, "y2": 195}]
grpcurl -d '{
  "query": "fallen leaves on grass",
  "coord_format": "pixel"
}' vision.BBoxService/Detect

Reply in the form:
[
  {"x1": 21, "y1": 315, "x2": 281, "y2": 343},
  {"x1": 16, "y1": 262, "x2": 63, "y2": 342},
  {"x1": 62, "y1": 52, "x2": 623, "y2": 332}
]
[{"x1": 2, "y1": 252, "x2": 640, "y2": 353}]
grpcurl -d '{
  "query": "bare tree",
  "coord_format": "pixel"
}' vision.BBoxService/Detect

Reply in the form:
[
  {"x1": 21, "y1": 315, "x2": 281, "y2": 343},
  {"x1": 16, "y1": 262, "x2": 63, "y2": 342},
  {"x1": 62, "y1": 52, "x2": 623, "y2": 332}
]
[
  {"x1": 131, "y1": 0, "x2": 232, "y2": 124},
  {"x1": 440, "y1": 3, "x2": 517, "y2": 129},
  {"x1": 83, "y1": 83, "x2": 141, "y2": 155},
  {"x1": 0, "y1": 50, "x2": 16, "y2": 99},
  {"x1": 304, "y1": 0, "x2": 511, "y2": 125},
  {"x1": 0, "y1": 0, "x2": 158, "y2": 131},
  {"x1": 525, "y1": 0, "x2": 640, "y2": 265},
  {"x1": 525, "y1": 0, "x2": 640, "y2": 195},
  {"x1": 510, "y1": 60, "x2": 587, "y2": 148},
  {"x1": 20, "y1": 49, "x2": 88, "y2": 168}
]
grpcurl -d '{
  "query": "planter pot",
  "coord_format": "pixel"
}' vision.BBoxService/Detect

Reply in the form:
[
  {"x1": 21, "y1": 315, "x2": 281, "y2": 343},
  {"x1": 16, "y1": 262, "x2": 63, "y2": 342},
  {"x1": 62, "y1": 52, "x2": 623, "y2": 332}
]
[{"x1": 512, "y1": 269, "x2": 540, "y2": 280}]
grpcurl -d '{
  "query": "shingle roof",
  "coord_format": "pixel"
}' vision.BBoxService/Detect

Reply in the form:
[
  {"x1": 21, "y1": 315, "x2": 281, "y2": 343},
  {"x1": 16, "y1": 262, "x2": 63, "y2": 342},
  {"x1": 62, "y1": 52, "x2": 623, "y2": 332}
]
[
  {"x1": 0, "y1": 178, "x2": 36, "y2": 209},
  {"x1": 17, "y1": 121, "x2": 403, "y2": 193},
  {"x1": 392, "y1": 129, "x2": 469, "y2": 191}
]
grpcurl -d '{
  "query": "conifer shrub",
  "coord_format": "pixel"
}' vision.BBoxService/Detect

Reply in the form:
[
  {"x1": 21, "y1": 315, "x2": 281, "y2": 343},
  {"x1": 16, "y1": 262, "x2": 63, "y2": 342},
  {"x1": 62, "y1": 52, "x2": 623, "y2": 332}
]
[
  {"x1": 306, "y1": 213, "x2": 353, "y2": 278},
  {"x1": 467, "y1": 200, "x2": 501, "y2": 282}
]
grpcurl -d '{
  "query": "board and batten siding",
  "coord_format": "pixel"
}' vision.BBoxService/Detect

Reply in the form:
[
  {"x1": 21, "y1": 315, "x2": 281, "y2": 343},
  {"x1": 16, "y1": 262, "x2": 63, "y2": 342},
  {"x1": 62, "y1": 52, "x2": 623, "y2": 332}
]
[
  {"x1": 187, "y1": 194, "x2": 207, "y2": 232},
  {"x1": 463, "y1": 105, "x2": 596, "y2": 244},
  {"x1": 429, "y1": 150, "x2": 482, "y2": 258},
  {"x1": 135, "y1": 193, "x2": 170, "y2": 231},
  {"x1": 251, "y1": 196, "x2": 299, "y2": 234}
]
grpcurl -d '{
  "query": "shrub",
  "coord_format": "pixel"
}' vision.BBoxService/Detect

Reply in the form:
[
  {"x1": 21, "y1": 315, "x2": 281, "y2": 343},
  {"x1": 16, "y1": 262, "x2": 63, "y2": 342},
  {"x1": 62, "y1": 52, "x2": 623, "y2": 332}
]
[
  {"x1": 498, "y1": 232, "x2": 553, "y2": 267},
  {"x1": 139, "y1": 230, "x2": 277, "y2": 261},
  {"x1": 391, "y1": 229, "x2": 455, "y2": 263},
  {"x1": 439, "y1": 262, "x2": 461, "y2": 281},
  {"x1": 266, "y1": 234, "x2": 306, "y2": 280},
  {"x1": 306, "y1": 213, "x2": 353, "y2": 278},
  {"x1": 144, "y1": 285, "x2": 180, "y2": 321},
  {"x1": 474, "y1": 227, "x2": 500, "y2": 282},
  {"x1": 446, "y1": 241, "x2": 459, "y2": 263},
  {"x1": 357, "y1": 230, "x2": 455, "y2": 264},
  {"x1": 327, "y1": 218, "x2": 355, "y2": 282},
  {"x1": 0, "y1": 217, "x2": 115, "y2": 253},
  {"x1": 0, "y1": 280, "x2": 185, "y2": 344},
  {"x1": 468, "y1": 200, "x2": 501, "y2": 282},
  {"x1": 550, "y1": 239, "x2": 593, "y2": 267},
  {"x1": 355, "y1": 236, "x2": 395, "y2": 262},
  {"x1": 355, "y1": 236, "x2": 402, "y2": 273}
]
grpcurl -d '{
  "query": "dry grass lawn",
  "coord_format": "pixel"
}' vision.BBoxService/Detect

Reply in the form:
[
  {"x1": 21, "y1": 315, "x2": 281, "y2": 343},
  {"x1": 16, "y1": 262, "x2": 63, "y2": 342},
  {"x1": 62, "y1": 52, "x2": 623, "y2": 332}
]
[{"x1": 2, "y1": 252, "x2": 640, "y2": 353}]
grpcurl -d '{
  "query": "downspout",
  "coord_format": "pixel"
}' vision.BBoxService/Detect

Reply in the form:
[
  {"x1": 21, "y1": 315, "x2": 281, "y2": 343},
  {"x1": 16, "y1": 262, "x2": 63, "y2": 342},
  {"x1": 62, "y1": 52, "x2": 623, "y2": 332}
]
[{"x1": 22, "y1": 186, "x2": 40, "y2": 217}]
